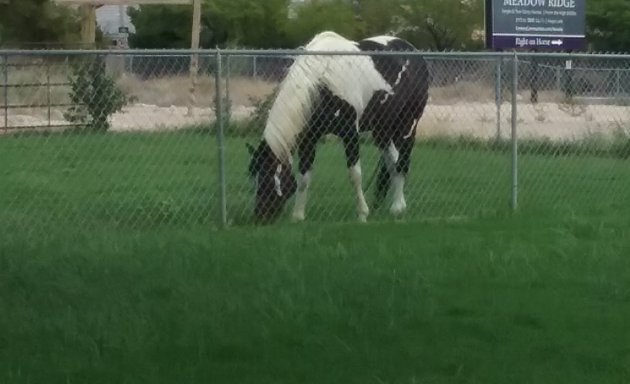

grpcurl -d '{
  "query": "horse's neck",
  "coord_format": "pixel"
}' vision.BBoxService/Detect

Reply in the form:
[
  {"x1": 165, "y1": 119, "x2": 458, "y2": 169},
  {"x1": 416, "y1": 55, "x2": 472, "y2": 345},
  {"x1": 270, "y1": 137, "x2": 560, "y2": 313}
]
[
  {"x1": 263, "y1": 130, "x2": 294, "y2": 166},
  {"x1": 263, "y1": 82, "x2": 317, "y2": 165}
]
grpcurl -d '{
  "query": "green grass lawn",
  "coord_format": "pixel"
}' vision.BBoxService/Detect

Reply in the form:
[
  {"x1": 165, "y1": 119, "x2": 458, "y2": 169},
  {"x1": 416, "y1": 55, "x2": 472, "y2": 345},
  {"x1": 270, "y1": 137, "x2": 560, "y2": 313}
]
[
  {"x1": 1, "y1": 129, "x2": 629, "y2": 232},
  {"x1": 1, "y1": 130, "x2": 630, "y2": 383},
  {"x1": 1, "y1": 216, "x2": 630, "y2": 383}
]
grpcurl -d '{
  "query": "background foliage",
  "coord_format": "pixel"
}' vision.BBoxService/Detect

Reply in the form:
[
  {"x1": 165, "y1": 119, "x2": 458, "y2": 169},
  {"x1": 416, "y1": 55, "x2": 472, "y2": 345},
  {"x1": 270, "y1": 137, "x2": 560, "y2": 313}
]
[
  {"x1": 0, "y1": 0, "x2": 629, "y2": 52},
  {"x1": 586, "y1": 0, "x2": 630, "y2": 53},
  {"x1": 0, "y1": 0, "x2": 84, "y2": 47},
  {"x1": 64, "y1": 56, "x2": 129, "y2": 132}
]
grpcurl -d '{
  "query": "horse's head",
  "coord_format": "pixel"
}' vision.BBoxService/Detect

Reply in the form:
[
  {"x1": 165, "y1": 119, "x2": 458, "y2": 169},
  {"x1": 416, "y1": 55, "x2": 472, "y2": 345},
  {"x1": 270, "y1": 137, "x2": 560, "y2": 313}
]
[{"x1": 247, "y1": 141, "x2": 297, "y2": 223}]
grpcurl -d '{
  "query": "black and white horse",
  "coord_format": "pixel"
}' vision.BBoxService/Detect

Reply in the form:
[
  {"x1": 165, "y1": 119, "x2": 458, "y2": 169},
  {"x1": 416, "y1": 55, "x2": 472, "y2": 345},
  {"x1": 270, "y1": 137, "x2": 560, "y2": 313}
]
[{"x1": 247, "y1": 31, "x2": 430, "y2": 223}]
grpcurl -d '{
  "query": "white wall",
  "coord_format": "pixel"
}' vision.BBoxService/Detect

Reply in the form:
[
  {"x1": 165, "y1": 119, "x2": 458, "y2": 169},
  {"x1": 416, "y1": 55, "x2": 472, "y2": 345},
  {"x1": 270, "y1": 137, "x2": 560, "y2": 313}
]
[{"x1": 95, "y1": 5, "x2": 137, "y2": 35}]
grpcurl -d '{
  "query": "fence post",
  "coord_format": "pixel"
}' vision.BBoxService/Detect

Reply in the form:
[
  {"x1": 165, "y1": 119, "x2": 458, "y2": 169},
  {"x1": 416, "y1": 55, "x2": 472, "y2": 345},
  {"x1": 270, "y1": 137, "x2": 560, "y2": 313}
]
[
  {"x1": 46, "y1": 60, "x2": 51, "y2": 128},
  {"x1": 555, "y1": 67, "x2": 561, "y2": 93},
  {"x1": 495, "y1": 56, "x2": 502, "y2": 142},
  {"x1": 510, "y1": 51, "x2": 519, "y2": 212},
  {"x1": 3, "y1": 54, "x2": 7, "y2": 131},
  {"x1": 215, "y1": 49, "x2": 227, "y2": 228},
  {"x1": 225, "y1": 54, "x2": 231, "y2": 125},
  {"x1": 530, "y1": 54, "x2": 539, "y2": 104},
  {"x1": 615, "y1": 68, "x2": 621, "y2": 97}
]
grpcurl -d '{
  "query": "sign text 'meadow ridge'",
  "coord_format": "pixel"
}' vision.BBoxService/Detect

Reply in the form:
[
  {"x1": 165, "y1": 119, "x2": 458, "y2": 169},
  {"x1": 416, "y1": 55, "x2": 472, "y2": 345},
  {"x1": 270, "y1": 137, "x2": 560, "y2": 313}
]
[{"x1": 502, "y1": 0, "x2": 576, "y2": 7}]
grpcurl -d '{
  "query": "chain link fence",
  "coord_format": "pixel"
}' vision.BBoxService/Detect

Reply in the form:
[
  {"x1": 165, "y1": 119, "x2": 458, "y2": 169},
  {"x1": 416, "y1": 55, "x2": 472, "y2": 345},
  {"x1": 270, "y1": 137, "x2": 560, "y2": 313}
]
[{"x1": 1, "y1": 49, "x2": 630, "y2": 235}]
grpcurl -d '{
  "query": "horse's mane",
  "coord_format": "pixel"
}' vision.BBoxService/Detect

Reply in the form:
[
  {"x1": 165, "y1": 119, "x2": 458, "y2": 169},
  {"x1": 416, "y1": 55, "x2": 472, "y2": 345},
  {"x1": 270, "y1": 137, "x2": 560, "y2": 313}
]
[{"x1": 263, "y1": 31, "x2": 394, "y2": 164}]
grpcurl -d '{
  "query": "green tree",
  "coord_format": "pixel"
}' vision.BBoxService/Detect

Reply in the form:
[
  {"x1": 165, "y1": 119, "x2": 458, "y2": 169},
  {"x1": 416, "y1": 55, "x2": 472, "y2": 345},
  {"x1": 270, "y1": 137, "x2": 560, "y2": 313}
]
[
  {"x1": 127, "y1": 0, "x2": 487, "y2": 50},
  {"x1": 353, "y1": 0, "x2": 402, "y2": 37},
  {"x1": 391, "y1": 0, "x2": 484, "y2": 51},
  {"x1": 128, "y1": 5, "x2": 212, "y2": 49},
  {"x1": 285, "y1": 0, "x2": 361, "y2": 46},
  {"x1": 0, "y1": 0, "x2": 82, "y2": 47},
  {"x1": 207, "y1": 0, "x2": 291, "y2": 48},
  {"x1": 128, "y1": 0, "x2": 292, "y2": 49},
  {"x1": 587, "y1": 0, "x2": 630, "y2": 53}
]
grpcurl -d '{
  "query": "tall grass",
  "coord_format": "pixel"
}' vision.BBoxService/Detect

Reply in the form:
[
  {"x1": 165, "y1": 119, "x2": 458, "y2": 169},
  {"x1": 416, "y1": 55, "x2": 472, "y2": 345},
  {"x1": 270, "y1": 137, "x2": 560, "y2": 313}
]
[
  {"x1": 418, "y1": 129, "x2": 630, "y2": 160},
  {"x1": 1, "y1": 124, "x2": 630, "y2": 383},
  {"x1": 1, "y1": 127, "x2": 630, "y2": 235},
  {"x1": 1, "y1": 215, "x2": 629, "y2": 383}
]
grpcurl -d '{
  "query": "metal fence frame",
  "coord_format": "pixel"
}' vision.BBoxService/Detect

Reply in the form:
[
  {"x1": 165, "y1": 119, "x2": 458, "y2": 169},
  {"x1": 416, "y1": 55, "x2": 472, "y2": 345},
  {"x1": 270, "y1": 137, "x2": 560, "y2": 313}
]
[
  {"x1": 1, "y1": 48, "x2": 630, "y2": 229},
  {"x1": 0, "y1": 55, "x2": 84, "y2": 130}
]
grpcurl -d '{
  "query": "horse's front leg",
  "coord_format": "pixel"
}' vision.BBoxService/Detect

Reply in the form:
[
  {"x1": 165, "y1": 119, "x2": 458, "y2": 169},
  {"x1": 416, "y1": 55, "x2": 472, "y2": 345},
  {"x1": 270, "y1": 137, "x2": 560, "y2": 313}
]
[
  {"x1": 389, "y1": 134, "x2": 415, "y2": 216},
  {"x1": 342, "y1": 132, "x2": 369, "y2": 223},
  {"x1": 292, "y1": 132, "x2": 318, "y2": 222}
]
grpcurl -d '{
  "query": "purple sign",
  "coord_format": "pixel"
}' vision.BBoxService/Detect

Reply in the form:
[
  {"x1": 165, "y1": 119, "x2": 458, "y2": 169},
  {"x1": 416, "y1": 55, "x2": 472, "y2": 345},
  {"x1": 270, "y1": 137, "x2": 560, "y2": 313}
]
[{"x1": 486, "y1": 0, "x2": 586, "y2": 50}]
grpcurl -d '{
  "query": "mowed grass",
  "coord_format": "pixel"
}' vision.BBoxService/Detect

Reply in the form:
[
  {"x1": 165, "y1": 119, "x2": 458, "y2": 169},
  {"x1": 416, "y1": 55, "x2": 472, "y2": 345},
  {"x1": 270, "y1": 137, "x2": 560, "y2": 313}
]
[
  {"x1": 1, "y1": 216, "x2": 630, "y2": 383},
  {"x1": 1, "y1": 130, "x2": 630, "y2": 383},
  {"x1": 1, "y1": 128, "x2": 630, "y2": 232}
]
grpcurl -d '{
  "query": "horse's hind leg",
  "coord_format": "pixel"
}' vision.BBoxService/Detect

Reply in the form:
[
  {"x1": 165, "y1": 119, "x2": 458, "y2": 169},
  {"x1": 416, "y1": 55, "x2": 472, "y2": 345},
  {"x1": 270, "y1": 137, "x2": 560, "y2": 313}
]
[
  {"x1": 342, "y1": 131, "x2": 369, "y2": 222},
  {"x1": 373, "y1": 159, "x2": 390, "y2": 210},
  {"x1": 378, "y1": 140, "x2": 405, "y2": 215},
  {"x1": 371, "y1": 129, "x2": 394, "y2": 210}
]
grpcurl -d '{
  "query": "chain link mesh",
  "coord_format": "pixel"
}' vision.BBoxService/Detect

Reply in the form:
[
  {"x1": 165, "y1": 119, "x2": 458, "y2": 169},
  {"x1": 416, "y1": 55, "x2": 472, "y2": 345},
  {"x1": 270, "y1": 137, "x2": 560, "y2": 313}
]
[
  {"x1": 0, "y1": 52, "x2": 220, "y2": 235},
  {"x1": 1, "y1": 50, "x2": 630, "y2": 234},
  {"x1": 513, "y1": 54, "x2": 630, "y2": 217}
]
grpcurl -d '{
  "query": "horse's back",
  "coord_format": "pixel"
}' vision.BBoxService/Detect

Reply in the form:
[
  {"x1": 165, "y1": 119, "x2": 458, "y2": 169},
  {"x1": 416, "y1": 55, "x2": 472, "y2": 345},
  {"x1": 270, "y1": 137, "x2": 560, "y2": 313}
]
[
  {"x1": 304, "y1": 30, "x2": 359, "y2": 52},
  {"x1": 357, "y1": 35, "x2": 430, "y2": 139},
  {"x1": 359, "y1": 35, "x2": 416, "y2": 52},
  {"x1": 358, "y1": 36, "x2": 429, "y2": 90}
]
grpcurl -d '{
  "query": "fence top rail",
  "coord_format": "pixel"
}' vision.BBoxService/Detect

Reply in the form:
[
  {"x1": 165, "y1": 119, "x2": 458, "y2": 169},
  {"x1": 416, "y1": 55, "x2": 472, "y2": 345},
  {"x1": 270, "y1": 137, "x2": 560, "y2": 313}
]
[
  {"x1": 1, "y1": 48, "x2": 630, "y2": 60},
  {"x1": 0, "y1": 48, "x2": 510, "y2": 58}
]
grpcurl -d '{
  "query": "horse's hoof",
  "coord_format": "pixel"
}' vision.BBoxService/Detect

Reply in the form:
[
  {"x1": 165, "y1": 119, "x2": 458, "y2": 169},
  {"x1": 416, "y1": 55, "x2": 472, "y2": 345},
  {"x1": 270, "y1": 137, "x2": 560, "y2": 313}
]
[
  {"x1": 390, "y1": 201, "x2": 407, "y2": 216},
  {"x1": 291, "y1": 212, "x2": 305, "y2": 222},
  {"x1": 358, "y1": 214, "x2": 368, "y2": 223}
]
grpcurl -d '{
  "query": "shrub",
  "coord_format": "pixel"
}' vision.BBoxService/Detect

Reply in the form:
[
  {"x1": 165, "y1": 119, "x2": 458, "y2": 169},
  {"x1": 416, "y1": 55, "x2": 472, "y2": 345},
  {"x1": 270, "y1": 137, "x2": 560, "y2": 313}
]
[
  {"x1": 235, "y1": 85, "x2": 279, "y2": 137},
  {"x1": 64, "y1": 56, "x2": 128, "y2": 132}
]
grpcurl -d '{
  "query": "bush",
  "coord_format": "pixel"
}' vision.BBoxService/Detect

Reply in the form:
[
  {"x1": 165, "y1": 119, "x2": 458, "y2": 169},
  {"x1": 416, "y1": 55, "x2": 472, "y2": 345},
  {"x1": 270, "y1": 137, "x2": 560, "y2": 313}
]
[
  {"x1": 231, "y1": 85, "x2": 278, "y2": 137},
  {"x1": 64, "y1": 56, "x2": 128, "y2": 132}
]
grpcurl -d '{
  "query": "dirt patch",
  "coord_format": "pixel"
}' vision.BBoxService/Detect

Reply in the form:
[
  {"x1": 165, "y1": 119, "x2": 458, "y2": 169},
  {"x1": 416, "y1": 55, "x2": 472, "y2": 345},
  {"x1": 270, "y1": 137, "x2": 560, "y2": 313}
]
[
  {"x1": 418, "y1": 99, "x2": 630, "y2": 142},
  {"x1": 2, "y1": 77, "x2": 629, "y2": 141},
  {"x1": 116, "y1": 74, "x2": 278, "y2": 108}
]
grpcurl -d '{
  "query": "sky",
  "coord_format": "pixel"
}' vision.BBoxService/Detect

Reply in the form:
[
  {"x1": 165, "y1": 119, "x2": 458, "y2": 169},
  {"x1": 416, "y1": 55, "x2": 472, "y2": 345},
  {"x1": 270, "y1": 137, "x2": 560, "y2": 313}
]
[{"x1": 95, "y1": 5, "x2": 137, "y2": 35}]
